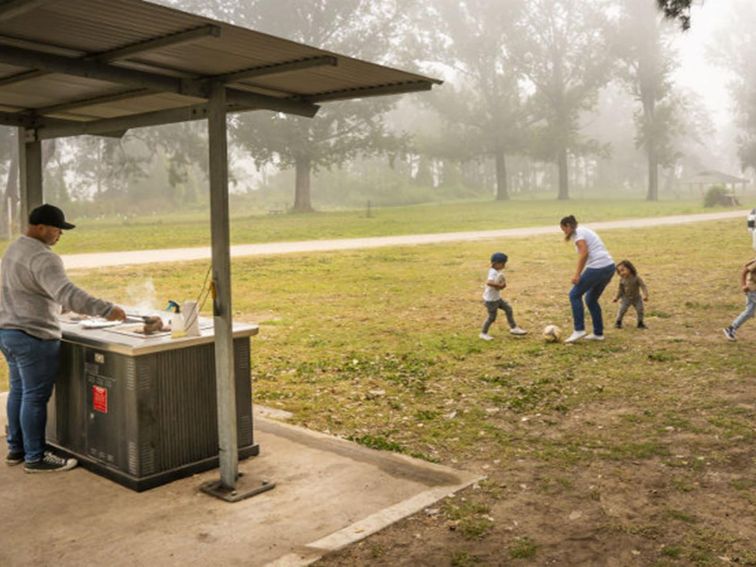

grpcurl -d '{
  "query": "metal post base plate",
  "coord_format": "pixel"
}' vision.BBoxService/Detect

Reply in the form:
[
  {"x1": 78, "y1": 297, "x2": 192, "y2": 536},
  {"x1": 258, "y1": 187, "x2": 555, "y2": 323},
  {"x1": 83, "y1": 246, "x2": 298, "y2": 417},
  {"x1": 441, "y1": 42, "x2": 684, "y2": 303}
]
[{"x1": 200, "y1": 472, "x2": 275, "y2": 502}]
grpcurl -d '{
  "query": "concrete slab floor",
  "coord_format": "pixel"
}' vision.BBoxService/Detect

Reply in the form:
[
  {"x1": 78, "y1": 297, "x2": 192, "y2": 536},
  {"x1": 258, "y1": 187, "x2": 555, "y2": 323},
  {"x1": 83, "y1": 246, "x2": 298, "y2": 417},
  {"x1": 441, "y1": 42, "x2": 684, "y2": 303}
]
[{"x1": 0, "y1": 408, "x2": 482, "y2": 567}]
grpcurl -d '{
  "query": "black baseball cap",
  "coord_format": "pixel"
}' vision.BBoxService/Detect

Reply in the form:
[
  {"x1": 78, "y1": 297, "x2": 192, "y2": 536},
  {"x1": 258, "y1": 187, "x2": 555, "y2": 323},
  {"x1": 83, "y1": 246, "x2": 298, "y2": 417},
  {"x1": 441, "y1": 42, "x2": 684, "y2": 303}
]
[
  {"x1": 491, "y1": 252, "x2": 508, "y2": 263},
  {"x1": 29, "y1": 204, "x2": 75, "y2": 230}
]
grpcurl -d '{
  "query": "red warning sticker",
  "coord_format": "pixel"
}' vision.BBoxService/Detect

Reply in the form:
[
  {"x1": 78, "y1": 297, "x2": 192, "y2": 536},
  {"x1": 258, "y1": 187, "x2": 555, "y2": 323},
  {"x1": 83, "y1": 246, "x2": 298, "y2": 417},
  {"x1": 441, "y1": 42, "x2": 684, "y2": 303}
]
[{"x1": 93, "y1": 385, "x2": 108, "y2": 414}]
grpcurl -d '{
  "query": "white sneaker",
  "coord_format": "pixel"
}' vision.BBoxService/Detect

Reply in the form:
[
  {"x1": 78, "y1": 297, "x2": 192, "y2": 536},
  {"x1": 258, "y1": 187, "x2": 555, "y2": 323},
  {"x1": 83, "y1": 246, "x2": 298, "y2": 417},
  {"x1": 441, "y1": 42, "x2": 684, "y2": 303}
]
[
  {"x1": 584, "y1": 334, "x2": 605, "y2": 341},
  {"x1": 564, "y1": 330, "x2": 587, "y2": 344},
  {"x1": 479, "y1": 333, "x2": 494, "y2": 341},
  {"x1": 510, "y1": 327, "x2": 528, "y2": 336}
]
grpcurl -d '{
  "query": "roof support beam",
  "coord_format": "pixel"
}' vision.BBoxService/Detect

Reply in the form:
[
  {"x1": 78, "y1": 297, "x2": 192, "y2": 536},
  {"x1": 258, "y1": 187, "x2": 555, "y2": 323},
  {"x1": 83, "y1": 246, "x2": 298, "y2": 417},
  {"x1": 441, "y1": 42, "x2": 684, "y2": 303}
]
[
  {"x1": 0, "y1": 43, "x2": 184, "y2": 91},
  {"x1": 0, "y1": 68, "x2": 45, "y2": 86},
  {"x1": 225, "y1": 89, "x2": 318, "y2": 118},
  {"x1": 28, "y1": 97, "x2": 301, "y2": 140},
  {"x1": 215, "y1": 55, "x2": 337, "y2": 84},
  {"x1": 32, "y1": 104, "x2": 213, "y2": 139},
  {"x1": 90, "y1": 24, "x2": 221, "y2": 63},
  {"x1": 32, "y1": 88, "x2": 155, "y2": 116},
  {"x1": 0, "y1": 109, "x2": 35, "y2": 127},
  {"x1": 0, "y1": 0, "x2": 52, "y2": 22},
  {"x1": 0, "y1": 44, "x2": 319, "y2": 117},
  {"x1": 307, "y1": 81, "x2": 435, "y2": 103}
]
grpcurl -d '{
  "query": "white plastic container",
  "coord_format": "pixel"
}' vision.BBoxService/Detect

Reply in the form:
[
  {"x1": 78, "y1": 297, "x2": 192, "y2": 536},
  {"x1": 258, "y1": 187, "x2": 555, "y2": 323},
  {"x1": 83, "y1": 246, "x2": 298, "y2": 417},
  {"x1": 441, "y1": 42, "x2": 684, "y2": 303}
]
[{"x1": 183, "y1": 300, "x2": 200, "y2": 337}]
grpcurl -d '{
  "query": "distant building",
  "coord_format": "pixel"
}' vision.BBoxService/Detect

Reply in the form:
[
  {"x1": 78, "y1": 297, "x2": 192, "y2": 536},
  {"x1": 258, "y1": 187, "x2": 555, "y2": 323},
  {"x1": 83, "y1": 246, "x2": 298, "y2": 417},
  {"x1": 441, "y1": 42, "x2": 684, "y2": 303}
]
[{"x1": 682, "y1": 170, "x2": 750, "y2": 194}]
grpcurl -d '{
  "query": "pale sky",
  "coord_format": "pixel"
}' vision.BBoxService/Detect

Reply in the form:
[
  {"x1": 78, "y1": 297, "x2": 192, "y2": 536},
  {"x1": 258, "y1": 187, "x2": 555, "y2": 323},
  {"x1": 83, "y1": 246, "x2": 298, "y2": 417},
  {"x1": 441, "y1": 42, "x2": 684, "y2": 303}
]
[{"x1": 673, "y1": 0, "x2": 734, "y2": 127}]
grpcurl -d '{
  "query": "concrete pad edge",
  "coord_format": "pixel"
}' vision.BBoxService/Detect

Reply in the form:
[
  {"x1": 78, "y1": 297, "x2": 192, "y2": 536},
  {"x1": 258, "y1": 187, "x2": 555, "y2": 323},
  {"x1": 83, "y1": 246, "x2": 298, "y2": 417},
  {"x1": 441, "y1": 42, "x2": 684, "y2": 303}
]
[{"x1": 264, "y1": 473, "x2": 485, "y2": 567}]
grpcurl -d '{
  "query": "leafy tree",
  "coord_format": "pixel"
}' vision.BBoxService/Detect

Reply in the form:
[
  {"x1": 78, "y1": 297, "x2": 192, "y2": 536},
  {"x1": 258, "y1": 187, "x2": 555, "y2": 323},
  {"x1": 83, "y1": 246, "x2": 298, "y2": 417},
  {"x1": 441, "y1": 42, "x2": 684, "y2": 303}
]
[
  {"x1": 615, "y1": 0, "x2": 682, "y2": 201},
  {"x1": 710, "y1": 0, "x2": 756, "y2": 173},
  {"x1": 421, "y1": 0, "x2": 529, "y2": 201},
  {"x1": 656, "y1": 0, "x2": 693, "y2": 30},
  {"x1": 138, "y1": 122, "x2": 209, "y2": 205},
  {"x1": 160, "y1": 0, "x2": 410, "y2": 212},
  {"x1": 67, "y1": 135, "x2": 150, "y2": 205},
  {"x1": 513, "y1": 0, "x2": 613, "y2": 200}
]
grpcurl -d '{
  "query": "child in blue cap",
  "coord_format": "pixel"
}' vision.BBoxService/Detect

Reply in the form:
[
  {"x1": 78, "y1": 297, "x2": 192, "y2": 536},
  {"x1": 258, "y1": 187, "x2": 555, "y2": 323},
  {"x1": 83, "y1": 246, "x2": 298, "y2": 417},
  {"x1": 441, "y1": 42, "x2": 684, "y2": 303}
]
[{"x1": 480, "y1": 252, "x2": 527, "y2": 340}]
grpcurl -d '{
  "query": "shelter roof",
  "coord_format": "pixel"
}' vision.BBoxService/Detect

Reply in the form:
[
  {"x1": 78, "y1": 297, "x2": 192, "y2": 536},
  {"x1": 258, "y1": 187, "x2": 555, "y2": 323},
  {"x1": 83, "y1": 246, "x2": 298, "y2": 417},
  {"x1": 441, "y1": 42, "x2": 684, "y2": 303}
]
[
  {"x1": 683, "y1": 170, "x2": 750, "y2": 185},
  {"x1": 0, "y1": 0, "x2": 440, "y2": 138}
]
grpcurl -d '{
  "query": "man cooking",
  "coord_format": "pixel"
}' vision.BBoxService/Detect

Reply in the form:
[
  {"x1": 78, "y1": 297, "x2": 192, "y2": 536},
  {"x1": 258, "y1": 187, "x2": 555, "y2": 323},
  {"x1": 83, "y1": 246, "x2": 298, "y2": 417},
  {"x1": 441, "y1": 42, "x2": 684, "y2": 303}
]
[{"x1": 0, "y1": 204, "x2": 126, "y2": 473}]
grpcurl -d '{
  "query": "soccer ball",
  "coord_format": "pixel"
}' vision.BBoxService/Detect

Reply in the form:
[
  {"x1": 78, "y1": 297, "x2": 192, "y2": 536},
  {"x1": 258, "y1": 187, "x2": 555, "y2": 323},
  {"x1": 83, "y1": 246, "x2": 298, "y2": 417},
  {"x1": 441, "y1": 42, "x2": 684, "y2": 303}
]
[
  {"x1": 495, "y1": 272, "x2": 507, "y2": 286},
  {"x1": 543, "y1": 324, "x2": 562, "y2": 343}
]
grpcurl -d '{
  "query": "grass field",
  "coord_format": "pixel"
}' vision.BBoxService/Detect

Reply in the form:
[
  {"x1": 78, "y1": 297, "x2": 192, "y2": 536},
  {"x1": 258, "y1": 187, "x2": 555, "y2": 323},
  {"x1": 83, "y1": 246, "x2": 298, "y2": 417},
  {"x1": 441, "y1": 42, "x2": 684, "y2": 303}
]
[
  {"x1": 1, "y1": 217, "x2": 751, "y2": 565},
  {"x1": 0, "y1": 204, "x2": 753, "y2": 564},
  {"x1": 1, "y1": 197, "x2": 748, "y2": 255}
]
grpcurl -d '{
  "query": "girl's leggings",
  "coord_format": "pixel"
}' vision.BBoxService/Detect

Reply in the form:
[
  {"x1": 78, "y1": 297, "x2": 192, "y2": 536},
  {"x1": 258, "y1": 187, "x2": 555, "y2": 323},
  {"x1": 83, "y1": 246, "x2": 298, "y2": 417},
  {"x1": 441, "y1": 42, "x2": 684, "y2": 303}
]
[{"x1": 616, "y1": 297, "x2": 644, "y2": 323}]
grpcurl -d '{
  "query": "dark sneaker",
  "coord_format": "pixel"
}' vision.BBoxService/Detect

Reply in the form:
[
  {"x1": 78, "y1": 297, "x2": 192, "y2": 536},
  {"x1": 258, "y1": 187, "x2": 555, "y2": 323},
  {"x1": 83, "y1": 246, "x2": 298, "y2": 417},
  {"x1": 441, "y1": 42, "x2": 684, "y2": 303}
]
[
  {"x1": 723, "y1": 327, "x2": 736, "y2": 342},
  {"x1": 5, "y1": 450, "x2": 24, "y2": 466},
  {"x1": 637, "y1": 322, "x2": 647, "y2": 329},
  {"x1": 24, "y1": 452, "x2": 78, "y2": 473},
  {"x1": 614, "y1": 321, "x2": 622, "y2": 329}
]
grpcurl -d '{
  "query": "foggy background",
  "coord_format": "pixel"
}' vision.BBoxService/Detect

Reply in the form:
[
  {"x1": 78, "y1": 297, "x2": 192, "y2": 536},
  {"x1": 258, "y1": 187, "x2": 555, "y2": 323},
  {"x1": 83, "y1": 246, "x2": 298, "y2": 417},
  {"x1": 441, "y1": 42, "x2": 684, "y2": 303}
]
[{"x1": 0, "y1": 0, "x2": 753, "y2": 227}]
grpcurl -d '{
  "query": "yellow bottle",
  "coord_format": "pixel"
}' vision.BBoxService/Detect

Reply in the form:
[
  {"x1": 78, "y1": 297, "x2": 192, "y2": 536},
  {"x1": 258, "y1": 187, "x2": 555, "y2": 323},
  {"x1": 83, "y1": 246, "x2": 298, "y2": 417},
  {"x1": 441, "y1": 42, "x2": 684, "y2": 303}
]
[{"x1": 171, "y1": 312, "x2": 186, "y2": 338}]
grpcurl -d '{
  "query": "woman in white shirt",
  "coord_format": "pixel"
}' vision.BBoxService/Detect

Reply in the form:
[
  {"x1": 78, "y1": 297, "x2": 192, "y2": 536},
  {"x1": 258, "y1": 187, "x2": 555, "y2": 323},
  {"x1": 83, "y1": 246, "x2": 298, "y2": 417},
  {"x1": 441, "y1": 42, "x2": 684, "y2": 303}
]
[{"x1": 559, "y1": 215, "x2": 616, "y2": 343}]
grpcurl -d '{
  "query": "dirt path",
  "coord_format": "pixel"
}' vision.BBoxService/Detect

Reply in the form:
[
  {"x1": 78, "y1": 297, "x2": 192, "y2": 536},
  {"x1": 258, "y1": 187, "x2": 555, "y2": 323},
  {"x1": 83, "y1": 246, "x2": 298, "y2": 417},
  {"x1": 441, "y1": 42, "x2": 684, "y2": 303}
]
[{"x1": 62, "y1": 210, "x2": 748, "y2": 270}]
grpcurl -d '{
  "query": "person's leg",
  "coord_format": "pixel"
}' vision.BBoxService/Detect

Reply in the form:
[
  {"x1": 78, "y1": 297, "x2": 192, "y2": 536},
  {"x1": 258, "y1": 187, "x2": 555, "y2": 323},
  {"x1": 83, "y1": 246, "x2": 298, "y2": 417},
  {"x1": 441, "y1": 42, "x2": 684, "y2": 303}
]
[
  {"x1": 635, "y1": 297, "x2": 646, "y2": 327},
  {"x1": 482, "y1": 301, "x2": 498, "y2": 334},
  {"x1": 731, "y1": 292, "x2": 756, "y2": 331},
  {"x1": 0, "y1": 331, "x2": 24, "y2": 457},
  {"x1": 569, "y1": 275, "x2": 596, "y2": 332},
  {"x1": 616, "y1": 299, "x2": 630, "y2": 326},
  {"x1": 14, "y1": 335, "x2": 60, "y2": 463},
  {"x1": 498, "y1": 299, "x2": 517, "y2": 328},
  {"x1": 570, "y1": 268, "x2": 609, "y2": 332},
  {"x1": 584, "y1": 265, "x2": 615, "y2": 336}
]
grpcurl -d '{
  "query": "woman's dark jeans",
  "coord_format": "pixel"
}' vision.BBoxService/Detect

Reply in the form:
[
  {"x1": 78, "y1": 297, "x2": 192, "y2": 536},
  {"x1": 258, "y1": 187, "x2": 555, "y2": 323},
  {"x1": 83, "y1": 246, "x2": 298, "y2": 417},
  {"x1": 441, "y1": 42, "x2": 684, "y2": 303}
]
[{"x1": 569, "y1": 264, "x2": 616, "y2": 335}]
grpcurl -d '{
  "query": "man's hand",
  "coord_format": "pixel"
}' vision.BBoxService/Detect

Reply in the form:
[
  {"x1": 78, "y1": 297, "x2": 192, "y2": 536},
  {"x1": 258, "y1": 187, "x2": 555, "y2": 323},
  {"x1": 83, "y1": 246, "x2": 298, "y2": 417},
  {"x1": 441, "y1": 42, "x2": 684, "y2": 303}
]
[
  {"x1": 743, "y1": 285, "x2": 750, "y2": 293},
  {"x1": 106, "y1": 306, "x2": 127, "y2": 321},
  {"x1": 571, "y1": 274, "x2": 580, "y2": 285}
]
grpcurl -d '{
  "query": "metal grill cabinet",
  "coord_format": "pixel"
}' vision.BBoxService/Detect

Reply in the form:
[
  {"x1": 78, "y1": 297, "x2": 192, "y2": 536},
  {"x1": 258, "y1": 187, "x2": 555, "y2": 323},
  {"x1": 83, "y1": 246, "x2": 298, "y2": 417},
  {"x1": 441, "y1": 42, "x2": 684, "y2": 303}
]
[{"x1": 47, "y1": 322, "x2": 259, "y2": 491}]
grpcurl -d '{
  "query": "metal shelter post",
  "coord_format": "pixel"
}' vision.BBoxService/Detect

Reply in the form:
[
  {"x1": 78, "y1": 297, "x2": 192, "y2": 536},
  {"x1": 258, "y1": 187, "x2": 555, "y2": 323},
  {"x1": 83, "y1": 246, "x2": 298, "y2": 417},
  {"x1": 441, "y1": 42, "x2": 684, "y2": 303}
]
[
  {"x1": 17, "y1": 127, "x2": 43, "y2": 232},
  {"x1": 200, "y1": 82, "x2": 274, "y2": 501}
]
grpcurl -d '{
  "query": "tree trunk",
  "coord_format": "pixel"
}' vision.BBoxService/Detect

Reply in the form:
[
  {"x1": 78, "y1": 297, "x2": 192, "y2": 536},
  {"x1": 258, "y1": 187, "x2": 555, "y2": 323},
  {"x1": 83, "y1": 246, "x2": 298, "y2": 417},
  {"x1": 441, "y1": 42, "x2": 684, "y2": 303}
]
[
  {"x1": 646, "y1": 146, "x2": 659, "y2": 201},
  {"x1": 293, "y1": 156, "x2": 314, "y2": 212},
  {"x1": 557, "y1": 147, "x2": 569, "y2": 200},
  {"x1": 495, "y1": 150, "x2": 509, "y2": 201}
]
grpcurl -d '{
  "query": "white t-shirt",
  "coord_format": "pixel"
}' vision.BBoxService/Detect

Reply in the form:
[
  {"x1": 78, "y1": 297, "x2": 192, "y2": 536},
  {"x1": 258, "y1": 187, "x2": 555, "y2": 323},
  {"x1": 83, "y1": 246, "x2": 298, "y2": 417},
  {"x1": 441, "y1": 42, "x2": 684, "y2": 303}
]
[
  {"x1": 573, "y1": 226, "x2": 614, "y2": 269},
  {"x1": 482, "y1": 267, "x2": 503, "y2": 301}
]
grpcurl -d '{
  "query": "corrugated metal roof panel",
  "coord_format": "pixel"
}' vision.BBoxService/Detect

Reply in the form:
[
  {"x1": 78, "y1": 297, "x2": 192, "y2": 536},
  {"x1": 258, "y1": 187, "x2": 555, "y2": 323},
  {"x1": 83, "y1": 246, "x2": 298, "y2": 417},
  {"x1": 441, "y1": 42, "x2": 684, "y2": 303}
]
[{"x1": 0, "y1": 0, "x2": 439, "y2": 132}]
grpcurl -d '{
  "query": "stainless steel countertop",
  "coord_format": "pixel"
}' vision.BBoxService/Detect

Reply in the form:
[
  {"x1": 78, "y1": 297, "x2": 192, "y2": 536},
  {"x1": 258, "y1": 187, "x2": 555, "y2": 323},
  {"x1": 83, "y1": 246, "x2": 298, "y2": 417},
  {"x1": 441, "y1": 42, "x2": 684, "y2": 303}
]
[{"x1": 60, "y1": 314, "x2": 259, "y2": 357}]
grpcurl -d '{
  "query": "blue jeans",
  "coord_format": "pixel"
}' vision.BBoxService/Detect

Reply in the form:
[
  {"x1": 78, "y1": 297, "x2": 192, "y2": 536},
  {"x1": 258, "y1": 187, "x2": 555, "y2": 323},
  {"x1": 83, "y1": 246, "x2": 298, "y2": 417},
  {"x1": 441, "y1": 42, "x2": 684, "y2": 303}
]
[
  {"x1": 0, "y1": 329, "x2": 60, "y2": 462},
  {"x1": 731, "y1": 291, "x2": 756, "y2": 330},
  {"x1": 569, "y1": 264, "x2": 615, "y2": 335}
]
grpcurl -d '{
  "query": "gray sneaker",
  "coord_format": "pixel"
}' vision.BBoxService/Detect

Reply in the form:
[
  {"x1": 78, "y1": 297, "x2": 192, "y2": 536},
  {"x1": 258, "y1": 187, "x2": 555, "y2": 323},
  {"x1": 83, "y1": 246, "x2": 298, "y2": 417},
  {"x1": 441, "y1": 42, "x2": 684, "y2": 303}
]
[
  {"x1": 24, "y1": 452, "x2": 78, "y2": 473},
  {"x1": 723, "y1": 327, "x2": 736, "y2": 342}
]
